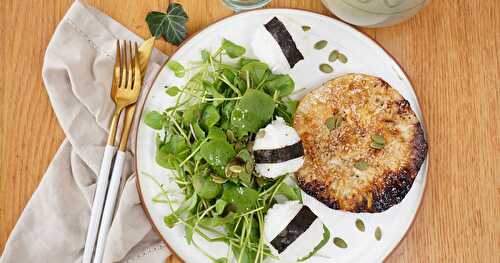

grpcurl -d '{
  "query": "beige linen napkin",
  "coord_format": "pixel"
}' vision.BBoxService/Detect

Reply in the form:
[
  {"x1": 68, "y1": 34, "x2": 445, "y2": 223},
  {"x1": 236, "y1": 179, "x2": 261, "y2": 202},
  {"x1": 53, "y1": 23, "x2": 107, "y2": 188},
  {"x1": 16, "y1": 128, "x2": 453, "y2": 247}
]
[{"x1": 1, "y1": 1, "x2": 171, "y2": 262}]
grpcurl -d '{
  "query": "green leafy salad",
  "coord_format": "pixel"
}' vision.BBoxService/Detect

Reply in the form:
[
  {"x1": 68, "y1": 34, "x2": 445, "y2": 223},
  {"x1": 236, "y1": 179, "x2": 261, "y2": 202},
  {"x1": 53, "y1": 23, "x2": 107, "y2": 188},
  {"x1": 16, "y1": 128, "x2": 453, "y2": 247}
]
[{"x1": 143, "y1": 39, "x2": 304, "y2": 263}]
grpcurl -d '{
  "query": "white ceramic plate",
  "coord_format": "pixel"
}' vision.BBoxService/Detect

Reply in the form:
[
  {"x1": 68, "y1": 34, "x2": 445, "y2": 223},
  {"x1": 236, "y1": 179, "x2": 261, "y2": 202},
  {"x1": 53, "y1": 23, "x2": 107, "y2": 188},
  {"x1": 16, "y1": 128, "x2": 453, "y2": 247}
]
[{"x1": 136, "y1": 9, "x2": 428, "y2": 263}]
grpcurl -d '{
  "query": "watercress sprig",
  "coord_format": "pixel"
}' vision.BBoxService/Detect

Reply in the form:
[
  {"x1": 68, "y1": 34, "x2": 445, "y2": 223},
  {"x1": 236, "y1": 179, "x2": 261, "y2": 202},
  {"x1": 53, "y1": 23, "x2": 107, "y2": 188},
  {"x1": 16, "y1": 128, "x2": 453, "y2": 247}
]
[{"x1": 144, "y1": 38, "x2": 301, "y2": 263}]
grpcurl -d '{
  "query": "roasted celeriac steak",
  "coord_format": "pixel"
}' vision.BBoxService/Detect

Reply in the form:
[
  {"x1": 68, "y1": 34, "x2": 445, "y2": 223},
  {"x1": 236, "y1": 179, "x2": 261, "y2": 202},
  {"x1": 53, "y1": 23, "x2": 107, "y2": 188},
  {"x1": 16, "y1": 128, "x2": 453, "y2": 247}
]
[{"x1": 293, "y1": 74, "x2": 427, "y2": 213}]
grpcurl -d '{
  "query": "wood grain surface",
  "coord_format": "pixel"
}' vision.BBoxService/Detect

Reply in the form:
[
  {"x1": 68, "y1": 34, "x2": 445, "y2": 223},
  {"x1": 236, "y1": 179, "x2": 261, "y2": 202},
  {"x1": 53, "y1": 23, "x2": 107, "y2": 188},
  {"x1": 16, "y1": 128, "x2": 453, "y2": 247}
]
[{"x1": 0, "y1": 0, "x2": 499, "y2": 262}]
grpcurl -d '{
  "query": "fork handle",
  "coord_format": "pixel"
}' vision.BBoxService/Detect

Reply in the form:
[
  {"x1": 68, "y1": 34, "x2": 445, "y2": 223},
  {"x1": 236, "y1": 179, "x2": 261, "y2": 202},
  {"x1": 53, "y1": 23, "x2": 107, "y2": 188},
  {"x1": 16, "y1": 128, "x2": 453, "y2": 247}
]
[
  {"x1": 93, "y1": 150, "x2": 126, "y2": 263},
  {"x1": 82, "y1": 145, "x2": 116, "y2": 263}
]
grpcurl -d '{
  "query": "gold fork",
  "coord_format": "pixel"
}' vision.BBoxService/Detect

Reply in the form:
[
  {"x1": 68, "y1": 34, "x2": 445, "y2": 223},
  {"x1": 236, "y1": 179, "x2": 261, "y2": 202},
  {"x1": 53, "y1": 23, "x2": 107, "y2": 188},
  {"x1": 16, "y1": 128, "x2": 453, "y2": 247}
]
[
  {"x1": 92, "y1": 41, "x2": 143, "y2": 263},
  {"x1": 83, "y1": 40, "x2": 143, "y2": 263}
]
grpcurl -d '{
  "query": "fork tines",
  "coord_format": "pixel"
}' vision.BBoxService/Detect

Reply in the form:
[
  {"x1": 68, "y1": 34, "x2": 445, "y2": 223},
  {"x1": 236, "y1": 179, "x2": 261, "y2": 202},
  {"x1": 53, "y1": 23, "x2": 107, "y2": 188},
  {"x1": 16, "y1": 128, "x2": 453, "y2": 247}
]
[{"x1": 116, "y1": 40, "x2": 141, "y2": 90}]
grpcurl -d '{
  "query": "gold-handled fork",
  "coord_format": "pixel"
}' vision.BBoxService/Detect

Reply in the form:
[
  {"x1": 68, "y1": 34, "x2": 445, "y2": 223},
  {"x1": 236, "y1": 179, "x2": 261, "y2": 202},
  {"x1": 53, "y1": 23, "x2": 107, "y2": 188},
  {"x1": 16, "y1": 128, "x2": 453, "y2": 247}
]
[
  {"x1": 83, "y1": 40, "x2": 143, "y2": 263},
  {"x1": 92, "y1": 41, "x2": 143, "y2": 263}
]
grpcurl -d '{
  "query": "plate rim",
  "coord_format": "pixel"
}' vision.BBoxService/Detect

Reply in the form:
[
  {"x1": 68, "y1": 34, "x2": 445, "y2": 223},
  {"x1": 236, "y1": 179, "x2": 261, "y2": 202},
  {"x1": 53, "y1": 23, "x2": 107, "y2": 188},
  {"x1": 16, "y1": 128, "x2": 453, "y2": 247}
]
[{"x1": 135, "y1": 7, "x2": 429, "y2": 263}]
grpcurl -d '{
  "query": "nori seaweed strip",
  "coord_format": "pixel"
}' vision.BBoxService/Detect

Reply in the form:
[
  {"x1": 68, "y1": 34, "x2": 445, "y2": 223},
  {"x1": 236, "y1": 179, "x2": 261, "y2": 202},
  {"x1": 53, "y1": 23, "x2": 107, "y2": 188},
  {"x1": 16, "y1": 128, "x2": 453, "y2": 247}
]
[
  {"x1": 264, "y1": 17, "x2": 304, "y2": 68},
  {"x1": 270, "y1": 206, "x2": 318, "y2": 253},
  {"x1": 254, "y1": 141, "x2": 304, "y2": 164}
]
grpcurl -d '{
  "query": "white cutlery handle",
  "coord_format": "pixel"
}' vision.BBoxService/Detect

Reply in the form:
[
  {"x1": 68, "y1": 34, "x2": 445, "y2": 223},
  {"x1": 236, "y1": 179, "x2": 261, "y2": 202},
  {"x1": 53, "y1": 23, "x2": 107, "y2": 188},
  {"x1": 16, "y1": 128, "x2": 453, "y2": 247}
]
[
  {"x1": 82, "y1": 145, "x2": 115, "y2": 263},
  {"x1": 93, "y1": 151, "x2": 126, "y2": 263}
]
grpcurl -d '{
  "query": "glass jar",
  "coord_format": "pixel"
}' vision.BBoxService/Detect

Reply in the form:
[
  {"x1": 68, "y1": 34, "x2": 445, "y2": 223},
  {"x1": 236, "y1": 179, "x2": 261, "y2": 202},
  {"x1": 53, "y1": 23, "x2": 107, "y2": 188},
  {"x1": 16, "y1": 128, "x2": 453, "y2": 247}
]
[
  {"x1": 222, "y1": 0, "x2": 273, "y2": 12},
  {"x1": 321, "y1": 0, "x2": 429, "y2": 27}
]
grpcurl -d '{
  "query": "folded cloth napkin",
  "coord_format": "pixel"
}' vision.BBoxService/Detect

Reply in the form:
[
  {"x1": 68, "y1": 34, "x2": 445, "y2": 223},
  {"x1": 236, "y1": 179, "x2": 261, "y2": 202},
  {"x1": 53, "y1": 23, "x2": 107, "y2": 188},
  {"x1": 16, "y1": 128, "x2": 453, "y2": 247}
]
[{"x1": 0, "y1": 1, "x2": 170, "y2": 262}]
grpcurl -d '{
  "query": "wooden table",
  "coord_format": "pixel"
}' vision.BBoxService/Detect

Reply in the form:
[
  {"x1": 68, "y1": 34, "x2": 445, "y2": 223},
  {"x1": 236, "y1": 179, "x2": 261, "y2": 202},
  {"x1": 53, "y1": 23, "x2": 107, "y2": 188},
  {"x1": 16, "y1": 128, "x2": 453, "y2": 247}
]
[{"x1": 0, "y1": 0, "x2": 498, "y2": 262}]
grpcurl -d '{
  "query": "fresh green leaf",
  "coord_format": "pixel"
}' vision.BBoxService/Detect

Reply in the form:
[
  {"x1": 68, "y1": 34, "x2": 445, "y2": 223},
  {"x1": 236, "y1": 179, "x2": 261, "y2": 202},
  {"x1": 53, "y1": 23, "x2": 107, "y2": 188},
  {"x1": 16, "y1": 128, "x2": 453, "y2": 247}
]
[
  {"x1": 214, "y1": 258, "x2": 228, "y2": 263},
  {"x1": 276, "y1": 183, "x2": 302, "y2": 201},
  {"x1": 144, "y1": 111, "x2": 164, "y2": 130},
  {"x1": 221, "y1": 38, "x2": 246, "y2": 58},
  {"x1": 294, "y1": 187, "x2": 303, "y2": 203},
  {"x1": 234, "y1": 76, "x2": 247, "y2": 93},
  {"x1": 204, "y1": 82, "x2": 225, "y2": 106},
  {"x1": 192, "y1": 122, "x2": 205, "y2": 140},
  {"x1": 155, "y1": 133, "x2": 163, "y2": 148},
  {"x1": 199, "y1": 139, "x2": 236, "y2": 175},
  {"x1": 156, "y1": 135, "x2": 189, "y2": 169},
  {"x1": 232, "y1": 244, "x2": 256, "y2": 263},
  {"x1": 297, "y1": 225, "x2": 331, "y2": 262},
  {"x1": 222, "y1": 101, "x2": 236, "y2": 120},
  {"x1": 192, "y1": 174, "x2": 222, "y2": 199},
  {"x1": 183, "y1": 103, "x2": 205, "y2": 124},
  {"x1": 165, "y1": 86, "x2": 181, "y2": 96},
  {"x1": 155, "y1": 150, "x2": 178, "y2": 169},
  {"x1": 239, "y1": 57, "x2": 259, "y2": 68},
  {"x1": 163, "y1": 193, "x2": 198, "y2": 228},
  {"x1": 264, "y1": 74, "x2": 295, "y2": 97},
  {"x1": 145, "y1": 3, "x2": 188, "y2": 45},
  {"x1": 184, "y1": 217, "x2": 195, "y2": 244},
  {"x1": 240, "y1": 62, "x2": 269, "y2": 86},
  {"x1": 231, "y1": 89, "x2": 275, "y2": 134},
  {"x1": 201, "y1": 49, "x2": 210, "y2": 62},
  {"x1": 215, "y1": 199, "x2": 228, "y2": 215},
  {"x1": 208, "y1": 127, "x2": 226, "y2": 140},
  {"x1": 221, "y1": 69, "x2": 236, "y2": 83},
  {"x1": 286, "y1": 100, "x2": 299, "y2": 116},
  {"x1": 199, "y1": 213, "x2": 236, "y2": 227},
  {"x1": 237, "y1": 149, "x2": 252, "y2": 162},
  {"x1": 238, "y1": 171, "x2": 252, "y2": 186},
  {"x1": 201, "y1": 105, "x2": 220, "y2": 128},
  {"x1": 166, "y1": 60, "x2": 185, "y2": 78},
  {"x1": 221, "y1": 184, "x2": 258, "y2": 213}
]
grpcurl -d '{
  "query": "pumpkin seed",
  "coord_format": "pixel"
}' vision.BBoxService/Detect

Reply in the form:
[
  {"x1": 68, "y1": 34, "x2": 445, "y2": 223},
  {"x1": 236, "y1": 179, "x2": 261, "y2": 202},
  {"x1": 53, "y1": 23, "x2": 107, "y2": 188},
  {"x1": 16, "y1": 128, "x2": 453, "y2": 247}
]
[
  {"x1": 225, "y1": 157, "x2": 245, "y2": 177},
  {"x1": 211, "y1": 175, "x2": 228, "y2": 184},
  {"x1": 338, "y1": 53, "x2": 348, "y2": 63},
  {"x1": 329, "y1": 50, "x2": 339, "y2": 62},
  {"x1": 256, "y1": 130, "x2": 266, "y2": 139},
  {"x1": 375, "y1": 227, "x2": 382, "y2": 241},
  {"x1": 333, "y1": 237, "x2": 348, "y2": 248},
  {"x1": 355, "y1": 219, "x2": 365, "y2": 232},
  {"x1": 234, "y1": 142, "x2": 244, "y2": 151},
  {"x1": 301, "y1": 25, "x2": 311, "y2": 31},
  {"x1": 319, "y1": 63, "x2": 333, "y2": 73},
  {"x1": 314, "y1": 40, "x2": 328, "y2": 50},
  {"x1": 354, "y1": 161, "x2": 368, "y2": 171},
  {"x1": 370, "y1": 142, "x2": 385, "y2": 150},
  {"x1": 371, "y1": 134, "x2": 385, "y2": 144},
  {"x1": 335, "y1": 117, "x2": 342, "y2": 128},
  {"x1": 226, "y1": 130, "x2": 236, "y2": 142},
  {"x1": 325, "y1": 117, "x2": 336, "y2": 130},
  {"x1": 245, "y1": 161, "x2": 254, "y2": 173},
  {"x1": 229, "y1": 165, "x2": 244, "y2": 174}
]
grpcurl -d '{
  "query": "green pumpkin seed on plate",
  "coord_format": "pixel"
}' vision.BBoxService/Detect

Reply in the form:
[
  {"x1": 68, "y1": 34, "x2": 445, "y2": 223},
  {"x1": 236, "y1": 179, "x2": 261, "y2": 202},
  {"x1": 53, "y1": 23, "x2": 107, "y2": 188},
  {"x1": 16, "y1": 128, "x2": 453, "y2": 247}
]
[
  {"x1": 319, "y1": 64, "x2": 333, "y2": 73},
  {"x1": 355, "y1": 219, "x2": 365, "y2": 232},
  {"x1": 375, "y1": 227, "x2": 382, "y2": 241},
  {"x1": 314, "y1": 40, "x2": 328, "y2": 50},
  {"x1": 333, "y1": 237, "x2": 348, "y2": 248},
  {"x1": 301, "y1": 25, "x2": 311, "y2": 31},
  {"x1": 329, "y1": 50, "x2": 339, "y2": 62},
  {"x1": 338, "y1": 53, "x2": 348, "y2": 63}
]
